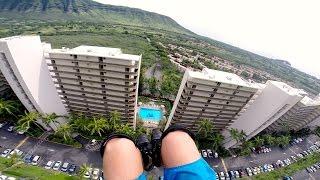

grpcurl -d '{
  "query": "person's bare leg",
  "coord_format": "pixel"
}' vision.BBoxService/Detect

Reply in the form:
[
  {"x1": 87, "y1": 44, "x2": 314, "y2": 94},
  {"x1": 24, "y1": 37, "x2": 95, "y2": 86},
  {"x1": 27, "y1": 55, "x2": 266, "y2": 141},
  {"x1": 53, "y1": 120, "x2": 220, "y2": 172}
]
[
  {"x1": 161, "y1": 131, "x2": 201, "y2": 168},
  {"x1": 103, "y1": 138, "x2": 144, "y2": 180}
]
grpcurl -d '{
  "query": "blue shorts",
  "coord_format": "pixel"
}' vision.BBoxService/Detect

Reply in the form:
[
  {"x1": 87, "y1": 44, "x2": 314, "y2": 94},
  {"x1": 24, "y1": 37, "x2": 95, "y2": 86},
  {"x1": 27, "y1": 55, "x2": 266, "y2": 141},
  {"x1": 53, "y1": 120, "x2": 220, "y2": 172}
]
[{"x1": 137, "y1": 158, "x2": 217, "y2": 180}]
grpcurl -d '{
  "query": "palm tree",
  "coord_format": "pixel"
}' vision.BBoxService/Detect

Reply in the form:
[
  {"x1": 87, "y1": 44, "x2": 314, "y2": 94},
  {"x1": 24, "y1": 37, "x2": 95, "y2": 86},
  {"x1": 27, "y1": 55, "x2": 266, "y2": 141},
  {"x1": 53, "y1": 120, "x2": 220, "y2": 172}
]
[
  {"x1": 0, "y1": 99, "x2": 17, "y2": 119},
  {"x1": 109, "y1": 111, "x2": 121, "y2": 130},
  {"x1": 240, "y1": 141, "x2": 254, "y2": 156},
  {"x1": 197, "y1": 119, "x2": 214, "y2": 139},
  {"x1": 263, "y1": 134, "x2": 276, "y2": 146},
  {"x1": 276, "y1": 135, "x2": 291, "y2": 148},
  {"x1": 253, "y1": 136, "x2": 264, "y2": 147},
  {"x1": 77, "y1": 163, "x2": 91, "y2": 180},
  {"x1": 210, "y1": 133, "x2": 224, "y2": 151},
  {"x1": 116, "y1": 123, "x2": 135, "y2": 138},
  {"x1": 88, "y1": 116, "x2": 109, "y2": 137},
  {"x1": 229, "y1": 128, "x2": 240, "y2": 142},
  {"x1": 71, "y1": 115, "x2": 89, "y2": 133},
  {"x1": 42, "y1": 113, "x2": 59, "y2": 130},
  {"x1": 239, "y1": 130, "x2": 247, "y2": 143},
  {"x1": 55, "y1": 124, "x2": 73, "y2": 142},
  {"x1": 17, "y1": 111, "x2": 40, "y2": 130}
]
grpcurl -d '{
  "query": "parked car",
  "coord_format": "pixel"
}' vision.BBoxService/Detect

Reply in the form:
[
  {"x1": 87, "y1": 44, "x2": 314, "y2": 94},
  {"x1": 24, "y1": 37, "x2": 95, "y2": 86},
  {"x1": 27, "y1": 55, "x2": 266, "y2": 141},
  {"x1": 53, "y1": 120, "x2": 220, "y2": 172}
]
[
  {"x1": 45, "y1": 161, "x2": 55, "y2": 169},
  {"x1": 24, "y1": 154, "x2": 33, "y2": 164},
  {"x1": 238, "y1": 169, "x2": 246, "y2": 177},
  {"x1": 297, "y1": 153, "x2": 303, "y2": 158},
  {"x1": 92, "y1": 168, "x2": 100, "y2": 180},
  {"x1": 214, "y1": 152, "x2": 219, "y2": 158},
  {"x1": 31, "y1": 155, "x2": 40, "y2": 165},
  {"x1": 252, "y1": 167, "x2": 258, "y2": 175},
  {"x1": 234, "y1": 170, "x2": 240, "y2": 178},
  {"x1": 68, "y1": 164, "x2": 77, "y2": 174},
  {"x1": 283, "y1": 176, "x2": 293, "y2": 180},
  {"x1": 7, "y1": 149, "x2": 23, "y2": 158},
  {"x1": 53, "y1": 161, "x2": 62, "y2": 170},
  {"x1": 246, "y1": 168, "x2": 253, "y2": 176},
  {"x1": 219, "y1": 171, "x2": 225, "y2": 180},
  {"x1": 290, "y1": 155, "x2": 297, "y2": 162},
  {"x1": 228, "y1": 170, "x2": 234, "y2": 178},
  {"x1": 206, "y1": 149, "x2": 213, "y2": 158},
  {"x1": 225, "y1": 172, "x2": 230, "y2": 180},
  {"x1": 0, "y1": 122, "x2": 8, "y2": 128},
  {"x1": 306, "y1": 167, "x2": 313, "y2": 173},
  {"x1": 60, "y1": 162, "x2": 70, "y2": 172},
  {"x1": 7, "y1": 126, "x2": 14, "y2": 132},
  {"x1": 1, "y1": 149, "x2": 12, "y2": 157},
  {"x1": 201, "y1": 150, "x2": 207, "y2": 158}
]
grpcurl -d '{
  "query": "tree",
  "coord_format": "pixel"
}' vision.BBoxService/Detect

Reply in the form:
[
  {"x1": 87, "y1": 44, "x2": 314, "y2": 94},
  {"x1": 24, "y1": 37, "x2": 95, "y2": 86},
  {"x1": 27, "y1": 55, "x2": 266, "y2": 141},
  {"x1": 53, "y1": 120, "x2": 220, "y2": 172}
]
[
  {"x1": 42, "y1": 113, "x2": 59, "y2": 130},
  {"x1": 276, "y1": 135, "x2": 291, "y2": 148},
  {"x1": 253, "y1": 136, "x2": 264, "y2": 147},
  {"x1": 148, "y1": 77, "x2": 158, "y2": 95},
  {"x1": 55, "y1": 124, "x2": 73, "y2": 142},
  {"x1": 0, "y1": 99, "x2": 17, "y2": 119},
  {"x1": 263, "y1": 134, "x2": 276, "y2": 146},
  {"x1": 109, "y1": 111, "x2": 121, "y2": 130},
  {"x1": 240, "y1": 141, "x2": 254, "y2": 156},
  {"x1": 77, "y1": 163, "x2": 91, "y2": 180},
  {"x1": 116, "y1": 123, "x2": 136, "y2": 138},
  {"x1": 229, "y1": 128, "x2": 240, "y2": 142},
  {"x1": 17, "y1": 111, "x2": 41, "y2": 130},
  {"x1": 197, "y1": 119, "x2": 214, "y2": 139},
  {"x1": 210, "y1": 133, "x2": 224, "y2": 151},
  {"x1": 239, "y1": 130, "x2": 247, "y2": 143},
  {"x1": 88, "y1": 116, "x2": 109, "y2": 137}
]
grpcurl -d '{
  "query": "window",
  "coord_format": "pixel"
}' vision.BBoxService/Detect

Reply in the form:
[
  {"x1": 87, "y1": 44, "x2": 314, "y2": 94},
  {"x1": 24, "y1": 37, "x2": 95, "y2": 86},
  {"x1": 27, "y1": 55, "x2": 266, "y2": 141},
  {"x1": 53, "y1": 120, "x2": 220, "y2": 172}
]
[
  {"x1": 64, "y1": 96, "x2": 67, "y2": 98},
  {"x1": 52, "y1": 60, "x2": 55, "y2": 64},
  {"x1": 125, "y1": 68, "x2": 130, "y2": 72},
  {"x1": 202, "y1": 109, "x2": 205, "y2": 112},
  {"x1": 82, "y1": 93, "x2": 85, "y2": 96},
  {"x1": 74, "y1": 55, "x2": 77, "y2": 59},
  {"x1": 54, "y1": 67, "x2": 58, "y2": 70},
  {"x1": 187, "y1": 97, "x2": 191, "y2": 101},
  {"x1": 125, "y1": 82, "x2": 129, "y2": 85},
  {"x1": 62, "y1": 91, "x2": 65, "y2": 93},
  {"x1": 99, "y1": 57, "x2": 103, "y2": 62},
  {"x1": 100, "y1": 72, "x2": 104, "y2": 75},
  {"x1": 125, "y1": 88, "x2": 129, "y2": 91},
  {"x1": 76, "y1": 69, "x2": 80, "y2": 73},
  {"x1": 81, "y1": 88, "x2": 84, "y2": 91},
  {"x1": 102, "y1": 90, "x2": 106, "y2": 93},
  {"x1": 101, "y1": 85, "x2": 105, "y2": 88},
  {"x1": 79, "y1": 82, "x2": 83, "y2": 85},
  {"x1": 125, "y1": 99, "x2": 129, "y2": 102},
  {"x1": 226, "y1": 101, "x2": 230, "y2": 105},
  {"x1": 189, "y1": 91, "x2": 193, "y2": 95},
  {"x1": 217, "y1": 82, "x2": 221, "y2": 86},
  {"x1": 125, "y1": 75, "x2": 129, "y2": 78},
  {"x1": 192, "y1": 85, "x2": 196, "y2": 89},
  {"x1": 213, "y1": 88, "x2": 217, "y2": 92},
  {"x1": 99, "y1": 65, "x2": 103, "y2": 69},
  {"x1": 103, "y1": 96, "x2": 106, "y2": 99},
  {"x1": 210, "y1": 94, "x2": 214, "y2": 98},
  {"x1": 101, "y1": 78, "x2": 105, "y2": 82},
  {"x1": 60, "y1": 85, "x2": 64, "y2": 88},
  {"x1": 75, "y1": 62, "x2": 79, "y2": 66},
  {"x1": 77, "y1": 75, "x2": 81, "y2": 79},
  {"x1": 205, "y1": 104, "x2": 208, "y2": 107},
  {"x1": 207, "y1": 99, "x2": 211, "y2": 103}
]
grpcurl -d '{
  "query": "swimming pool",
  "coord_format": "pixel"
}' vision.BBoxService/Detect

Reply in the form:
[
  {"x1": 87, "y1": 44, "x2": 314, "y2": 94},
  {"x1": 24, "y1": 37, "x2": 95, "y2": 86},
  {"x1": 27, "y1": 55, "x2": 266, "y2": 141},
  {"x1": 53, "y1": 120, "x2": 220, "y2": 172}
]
[{"x1": 138, "y1": 107, "x2": 162, "y2": 122}]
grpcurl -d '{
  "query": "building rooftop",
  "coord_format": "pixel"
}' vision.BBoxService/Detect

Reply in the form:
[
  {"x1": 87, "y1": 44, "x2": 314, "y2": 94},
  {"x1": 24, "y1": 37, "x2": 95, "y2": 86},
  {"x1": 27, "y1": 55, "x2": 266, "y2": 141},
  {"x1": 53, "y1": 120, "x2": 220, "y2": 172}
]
[
  {"x1": 301, "y1": 96, "x2": 320, "y2": 106},
  {"x1": 188, "y1": 68, "x2": 261, "y2": 89},
  {"x1": 270, "y1": 81, "x2": 307, "y2": 96},
  {"x1": 49, "y1": 45, "x2": 141, "y2": 61}
]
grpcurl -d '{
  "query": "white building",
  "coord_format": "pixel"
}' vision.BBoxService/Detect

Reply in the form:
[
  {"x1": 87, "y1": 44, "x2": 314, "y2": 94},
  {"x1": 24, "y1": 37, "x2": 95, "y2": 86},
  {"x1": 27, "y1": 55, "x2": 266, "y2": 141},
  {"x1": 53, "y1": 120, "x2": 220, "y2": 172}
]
[
  {"x1": 165, "y1": 68, "x2": 260, "y2": 132},
  {"x1": 223, "y1": 81, "x2": 307, "y2": 149},
  {"x1": 266, "y1": 95, "x2": 320, "y2": 132},
  {"x1": 0, "y1": 36, "x2": 67, "y2": 129},
  {"x1": 46, "y1": 45, "x2": 141, "y2": 127}
]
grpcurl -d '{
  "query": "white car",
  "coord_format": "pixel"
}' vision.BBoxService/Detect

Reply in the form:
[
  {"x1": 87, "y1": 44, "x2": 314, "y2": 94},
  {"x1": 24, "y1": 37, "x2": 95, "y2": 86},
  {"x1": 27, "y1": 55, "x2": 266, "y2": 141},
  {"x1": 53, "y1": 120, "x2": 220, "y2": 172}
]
[
  {"x1": 201, "y1": 150, "x2": 207, "y2": 158},
  {"x1": 53, "y1": 161, "x2": 62, "y2": 170},
  {"x1": 246, "y1": 168, "x2": 253, "y2": 176},
  {"x1": 7, "y1": 149, "x2": 23, "y2": 158},
  {"x1": 7, "y1": 126, "x2": 14, "y2": 132},
  {"x1": 214, "y1": 152, "x2": 219, "y2": 158},
  {"x1": 92, "y1": 168, "x2": 100, "y2": 180},
  {"x1": 0, "y1": 122, "x2": 7, "y2": 128},
  {"x1": 45, "y1": 160, "x2": 55, "y2": 169},
  {"x1": 31, "y1": 155, "x2": 40, "y2": 165},
  {"x1": 219, "y1": 171, "x2": 225, "y2": 180},
  {"x1": 206, "y1": 149, "x2": 213, "y2": 158},
  {"x1": 1, "y1": 149, "x2": 12, "y2": 157}
]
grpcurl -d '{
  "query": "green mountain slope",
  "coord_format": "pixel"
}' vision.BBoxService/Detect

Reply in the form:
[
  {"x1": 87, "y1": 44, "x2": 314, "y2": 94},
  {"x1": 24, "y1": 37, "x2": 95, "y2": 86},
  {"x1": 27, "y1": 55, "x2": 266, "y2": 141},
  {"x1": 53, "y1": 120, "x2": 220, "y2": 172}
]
[{"x1": 0, "y1": 0, "x2": 192, "y2": 34}]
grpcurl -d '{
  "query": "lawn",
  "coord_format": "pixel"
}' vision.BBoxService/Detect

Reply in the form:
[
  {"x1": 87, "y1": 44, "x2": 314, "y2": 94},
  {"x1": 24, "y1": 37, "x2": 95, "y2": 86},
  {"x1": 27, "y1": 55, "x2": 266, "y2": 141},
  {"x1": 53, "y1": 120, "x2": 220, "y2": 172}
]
[
  {"x1": 0, "y1": 157, "x2": 75, "y2": 180},
  {"x1": 240, "y1": 152, "x2": 320, "y2": 180}
]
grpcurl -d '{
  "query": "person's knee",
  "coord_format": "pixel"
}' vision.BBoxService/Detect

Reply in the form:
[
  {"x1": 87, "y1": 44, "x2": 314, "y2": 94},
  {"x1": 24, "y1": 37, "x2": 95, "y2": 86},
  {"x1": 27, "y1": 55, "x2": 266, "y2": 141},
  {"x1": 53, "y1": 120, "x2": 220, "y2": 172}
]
[
  {"x1": 104, "y1": 138, "x2": 135, "y2": 154},
  {"x1": 161, "y1": 131, "x2": 200, "y2": 168}
]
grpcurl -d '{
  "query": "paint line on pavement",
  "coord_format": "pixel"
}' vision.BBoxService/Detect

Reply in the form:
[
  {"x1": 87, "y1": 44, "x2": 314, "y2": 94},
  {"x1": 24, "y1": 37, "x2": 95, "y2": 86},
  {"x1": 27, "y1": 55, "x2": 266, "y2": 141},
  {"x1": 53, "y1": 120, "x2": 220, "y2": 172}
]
[
  {"x1": 288, "y1": 147, "x2": 297, "y2": 155},
  {"x1": 221, "y1": 158, "x2": 228, "y2": 172},
  {"x1": 15, "y1": 136, "x2": 29, "y2": 149},
  {"x1": 309, "y1": 173, "x2": 315, "y2": 180}
]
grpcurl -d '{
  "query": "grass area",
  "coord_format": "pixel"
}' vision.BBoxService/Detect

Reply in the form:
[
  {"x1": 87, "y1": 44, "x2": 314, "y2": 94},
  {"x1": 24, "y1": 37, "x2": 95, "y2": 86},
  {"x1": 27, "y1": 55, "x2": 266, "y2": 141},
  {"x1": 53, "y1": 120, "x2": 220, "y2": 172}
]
[
  {"x1": 241, "y1": 152, "x2": 320, "y2": 180},
  {"x1": 0, "y1": 157, "x2": 75, "y2": 180},
  {"x1": 47, "y1": 134, "x2": 82, "y2": 148}
]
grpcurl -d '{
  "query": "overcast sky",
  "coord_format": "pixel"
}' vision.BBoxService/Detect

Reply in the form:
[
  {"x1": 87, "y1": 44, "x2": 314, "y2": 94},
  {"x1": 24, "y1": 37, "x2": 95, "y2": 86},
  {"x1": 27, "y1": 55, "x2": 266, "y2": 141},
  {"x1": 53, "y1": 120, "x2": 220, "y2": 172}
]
[{"x1": 94, "y1": 0, "x2": 320, "y2": 79}]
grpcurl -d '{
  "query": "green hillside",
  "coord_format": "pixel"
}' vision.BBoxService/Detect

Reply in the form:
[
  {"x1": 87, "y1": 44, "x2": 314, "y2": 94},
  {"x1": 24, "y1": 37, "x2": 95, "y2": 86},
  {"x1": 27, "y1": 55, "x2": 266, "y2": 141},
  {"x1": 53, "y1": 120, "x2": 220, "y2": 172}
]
[
  {"x1": 0, "y1": 0, "x2": 319, "y2": 96},
  {"x1": 0, "y1": 0, "x2": 192, "y2": 34}
]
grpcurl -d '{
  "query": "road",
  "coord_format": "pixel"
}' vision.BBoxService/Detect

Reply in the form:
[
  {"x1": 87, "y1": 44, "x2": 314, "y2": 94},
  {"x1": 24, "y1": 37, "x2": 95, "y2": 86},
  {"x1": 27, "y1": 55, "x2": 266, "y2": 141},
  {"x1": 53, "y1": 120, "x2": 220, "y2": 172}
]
[
  {"x1": 0, "y1": 128, "x2": 102, "y2": 169},
  {"x1": 205, "y1": 134, "x2": 320, "y2": 174}
]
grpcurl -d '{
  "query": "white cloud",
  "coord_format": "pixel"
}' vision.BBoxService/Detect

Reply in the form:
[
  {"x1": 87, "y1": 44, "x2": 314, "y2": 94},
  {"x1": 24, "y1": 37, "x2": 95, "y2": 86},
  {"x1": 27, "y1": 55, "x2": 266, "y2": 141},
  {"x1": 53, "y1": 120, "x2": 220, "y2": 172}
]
[{"x1": 94, "y1": 0, "x2": 320, "y2": 79}]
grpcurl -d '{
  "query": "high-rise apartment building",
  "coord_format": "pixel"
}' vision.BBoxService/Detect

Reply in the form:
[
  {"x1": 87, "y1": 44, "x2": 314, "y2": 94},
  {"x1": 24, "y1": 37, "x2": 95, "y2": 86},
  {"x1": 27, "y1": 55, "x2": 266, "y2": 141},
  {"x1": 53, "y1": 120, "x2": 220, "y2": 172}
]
[
  {"x1": 46, "y1": 46, "x2": 141, "y2": 127},
  {"x1": 266, "y1": 95, "x2": 320, "y2": 132},
  {"x1": 0, "y1": 71, "x2": 11, "y2": 98},
  {"x1": 165, "y1": 68, "x2": 260, "y2": 132},
  {"x1": 0, "y1": 36, "x2": 67, "y2": 129},
  {"x1": 222, "y1": 81, "x2": 306, "y2": 148}
]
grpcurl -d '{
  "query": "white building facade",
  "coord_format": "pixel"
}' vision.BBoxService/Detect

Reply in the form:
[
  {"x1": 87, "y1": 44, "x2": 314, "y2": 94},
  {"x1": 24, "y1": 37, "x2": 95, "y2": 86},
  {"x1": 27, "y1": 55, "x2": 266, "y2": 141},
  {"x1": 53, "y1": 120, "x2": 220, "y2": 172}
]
[
  {"x1": 46, "y1": 46, "x2": 141, "y2": 127},
  {"x1": 223, "y1": 81, "x2": 307, "y2": 149},
  {"x1": 0, "y1": 36, "x2": 68, "y2": 129},
  {"x1": 165, "y1": 68, "x2": 260, "y2": 132}
]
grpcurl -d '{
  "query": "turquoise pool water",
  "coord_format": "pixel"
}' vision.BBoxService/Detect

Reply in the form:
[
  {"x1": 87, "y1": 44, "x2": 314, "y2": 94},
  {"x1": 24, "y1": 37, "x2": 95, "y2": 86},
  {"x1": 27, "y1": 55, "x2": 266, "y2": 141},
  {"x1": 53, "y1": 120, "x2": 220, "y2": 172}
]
[{"x1": 138, "y1": 107, "x2": 162, "y2": 122}]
